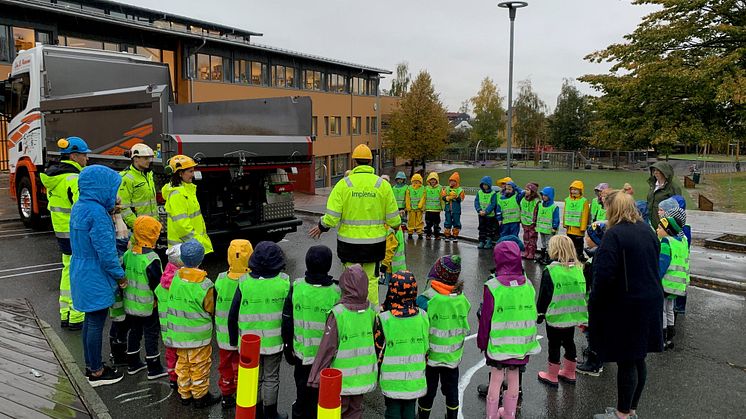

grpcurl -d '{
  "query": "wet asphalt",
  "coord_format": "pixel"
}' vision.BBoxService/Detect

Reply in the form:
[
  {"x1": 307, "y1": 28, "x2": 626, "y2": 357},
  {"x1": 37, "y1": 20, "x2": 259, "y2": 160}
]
[{"x1": 1, "y1": 214, "x2": 745, "y2": 419}]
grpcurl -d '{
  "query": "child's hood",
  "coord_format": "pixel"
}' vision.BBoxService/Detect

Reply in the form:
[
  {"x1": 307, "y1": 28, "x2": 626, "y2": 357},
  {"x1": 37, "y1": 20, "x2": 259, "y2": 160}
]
[
  {"x1": 395, "y1": 171, "x2": 407, "y2": 182},
  {"x1": 493, "y1": 241, "x2": 525, "y2": 284},
  {"x1": 426, "y1": 172, "x2": 440, "y2": 185},
  {"x1": 339, "y1": 264, "x2": 369, "y2": 309},
  {"x1": 227, "y1": 239, "x2": 253, "y2": 279},
  {"x1": 132, "y1": 216, "x2": 162, "y2": 253},
  {"x1": 411, "y1": 173, "x2": 423, "y2": 187},
  {"x1": 479, "y1": 176, "x2": 494, "y2": 190},
  {"x1": 540, "y1": 186, "x2": 555, "y2": 205},
  {"x1": 160, "y1": 262, "x2": 179, "y2": 289},
  {"x1": 502, "y1": 181, "x2": 519, "y2": 198},
  {"x1": 569, "y1": 180, "x2": 585, "y2": 197},
  {"x1": 448, "y1": 172, "x2": 460, "y2": 187}
]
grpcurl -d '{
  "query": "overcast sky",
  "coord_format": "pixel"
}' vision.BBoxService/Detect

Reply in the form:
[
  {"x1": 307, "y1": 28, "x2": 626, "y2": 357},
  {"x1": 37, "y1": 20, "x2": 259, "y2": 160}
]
[{"x1": 122, "y1": 0, "x2": 659, "y2": 112}]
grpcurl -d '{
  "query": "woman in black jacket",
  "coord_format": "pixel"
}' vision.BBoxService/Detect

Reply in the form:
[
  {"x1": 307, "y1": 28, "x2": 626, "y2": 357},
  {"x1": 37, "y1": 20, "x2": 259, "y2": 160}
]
[{"x1": 590, "y1": 190, "x2": 664, "y2": 419}]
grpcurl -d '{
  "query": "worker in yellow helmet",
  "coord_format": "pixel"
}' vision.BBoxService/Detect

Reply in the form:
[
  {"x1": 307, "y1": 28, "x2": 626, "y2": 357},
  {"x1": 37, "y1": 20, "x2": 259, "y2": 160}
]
[
  {"x1": 161, "y1": 155, "x2": 213, "y2": 254},
  {"x1": 309, "y1": 144, "x2": 401, "y2": 306}
]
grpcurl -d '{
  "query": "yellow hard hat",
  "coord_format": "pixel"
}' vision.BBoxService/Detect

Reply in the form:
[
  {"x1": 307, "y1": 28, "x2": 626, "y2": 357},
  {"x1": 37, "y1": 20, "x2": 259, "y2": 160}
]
[
  {"x1": 352, "y1": 144, "x2": 373, "y2": 160},
  {"x1": 168, "y1": 155, "x2": 197, "y2": 172}
]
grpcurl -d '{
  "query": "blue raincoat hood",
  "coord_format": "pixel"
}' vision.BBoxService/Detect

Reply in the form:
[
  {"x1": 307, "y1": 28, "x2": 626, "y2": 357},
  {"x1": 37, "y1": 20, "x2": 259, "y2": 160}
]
[
  {"x1": 479, "y1": 176, "x2": 494, "y2": 189},
  {"x1": 502, "y1": 181, "x2": 519, "y2": 198},
  {"x1": 77, "y1": 165, "x2": 122, "y2": 211},
  {"x1": 395, "y1": 171, "x2": 407, "y2": 180},
  {"x1": 540, "y1": 186, "x2": 555, "y2": 205}
]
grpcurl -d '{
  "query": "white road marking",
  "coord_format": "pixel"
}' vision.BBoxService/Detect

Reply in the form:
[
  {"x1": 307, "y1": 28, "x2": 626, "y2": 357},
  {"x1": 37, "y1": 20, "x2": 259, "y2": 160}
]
[
  {"x1": 114, "y1": 389, "x2": 150, "y2": 399},
  {"x1": 0, "y1": 231, "x2": 53, "y2": 238},
  {"x1": 0, "y1": 262, "x2": 62, "y2": 273},
  {"x1": 118, "y1": 395, "x2": 153, "y2": 404},
  {"x1": 0, "y1": 267, "x2": 62, "y2": 279},
  {"x1": 0, "y1": 228, "x2": 36, "y2": 234},
  {"x1": 457, "y1": 358, "x2": 487, "y2": 419}
]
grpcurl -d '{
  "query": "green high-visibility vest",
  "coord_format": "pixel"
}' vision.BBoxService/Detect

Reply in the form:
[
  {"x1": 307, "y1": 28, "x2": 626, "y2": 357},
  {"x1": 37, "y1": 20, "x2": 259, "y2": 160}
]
[
  {"x1": 154, "y1": 284, "x2": 170, "y2": 346},
  {"x1": 122, "y1": 250, "x2": 160, "y2": 317},
  {"x1": 378, "y1": 311, "x2": 429, "y2": 399},
  {"x1": 40, "y1": 160, "x2": 82, "y2": 238},
  {"x1": 422, "y1": 288, "x2": 471, "y2": 368},
  {"x1": 408, "y1": 186, "x2": 424, "y2": 209},
  {"x1": 391, "y1": 228, "x2": 407, "y2": 273},
  {"x1": 477, "y1": 190, "x2": 496, "y2": 217},
  {"x1": 564, "y1": 197, "x2": 588, "y2": 227},
  {"x1": 425, "y1": 185, "x2": 443, "y2": 211},
  {"x1": 119, "y1": 165, "x2": 158, "y2": 229},
  {"x1": 520, "y1": 198, "x2": 539, "y2": 226},
  {"x1": 237, "y1": 273, "x2": 290, "y2": 355},
  {"x1": 485, "y1": 276, "x2": 541, "y2": 361},
  {"x1": 499, "y1": 195, "x2": 521, "y2": 223},
  {"x1": 443, "y1": 186, "x2": 463, "y2": 212},
  {"x1": 545, "y1": 263, "x2": 588, "y2": 327},
  {"x1": 536, "y1": 203, "x2": 557, "y2": 234},
  {"x1": 320, "y1": 165, "x2": 401, "y2": 246},
  {"x1": 329, "y1": 304, "x2": 377, "y2": 396},
  {"x1": 166, "y1": 273, "x2": 214, "y2": 349},
  {"x1": 163, "y1": 182, "x2": 213, "y2": 254},
  {"x1": 662, "y1": 237, "x2": 690, "y2": 296},
  {"x1": 292, "y1": 279, "x2": 341, "y2": 365},
  {"x1": 110, "y1": 289, "x2": 125, "y2": 322},
  {"x1": 591, "y1": 198, "x2": 607, "y2": 222},
  {"x1": 392, "y1": 185, "x2": 408, "y2": 209},
  {"x1": 214, "y1": 272, "x2": 246, "y2": 350}
]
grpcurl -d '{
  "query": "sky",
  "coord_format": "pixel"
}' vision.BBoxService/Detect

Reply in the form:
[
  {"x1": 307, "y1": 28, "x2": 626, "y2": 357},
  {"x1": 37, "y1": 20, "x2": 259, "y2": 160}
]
[{"x1": 121, "y1": 0, "x2": 659, "y2": 112}]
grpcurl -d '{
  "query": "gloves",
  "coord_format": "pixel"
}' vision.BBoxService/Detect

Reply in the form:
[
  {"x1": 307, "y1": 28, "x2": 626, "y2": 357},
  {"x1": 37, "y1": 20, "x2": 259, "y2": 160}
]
[
  {"x1": 283, "y1": 345, "x2": 296, "y2": 366},
  {"x1": 537, "y1": 314, "x2": 545, "y2": 324}
]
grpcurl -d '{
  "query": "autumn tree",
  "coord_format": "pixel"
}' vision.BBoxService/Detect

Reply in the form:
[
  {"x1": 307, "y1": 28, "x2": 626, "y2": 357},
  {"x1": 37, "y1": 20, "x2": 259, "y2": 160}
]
[
  {"x1": 548, "y1": 79, "x2": 593, "y2": 150},
  {"x1": 470, "y1": 77, "x2": 506, "y2": 148},
  {"x1": 389, "y1": 62, "x2": 411, "y2": 97},
  {"x1": 513, "y1": 79, "x2": 548, "y2": 149},
  {"x1": 580, "y1": 0, "x2": 746, "y2": 154},
  {"x1": 384, "y1": 71, "x2": 449, "y2": 176}
]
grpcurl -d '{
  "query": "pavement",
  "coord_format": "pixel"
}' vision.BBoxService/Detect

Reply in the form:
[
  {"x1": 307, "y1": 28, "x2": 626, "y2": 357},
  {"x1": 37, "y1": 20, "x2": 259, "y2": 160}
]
[
  {"x1": 1, "y1": 215, "x2": 745, "y2": 418},
  {"x1": 296, "y1": 192, "x2": 746, "y2": 292}
]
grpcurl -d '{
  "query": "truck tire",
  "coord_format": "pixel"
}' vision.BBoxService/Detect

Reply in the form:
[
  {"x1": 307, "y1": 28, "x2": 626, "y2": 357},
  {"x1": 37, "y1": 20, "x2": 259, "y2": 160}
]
[{"x1": 17, "y1": 176, "x2": 44, "y2": 230}]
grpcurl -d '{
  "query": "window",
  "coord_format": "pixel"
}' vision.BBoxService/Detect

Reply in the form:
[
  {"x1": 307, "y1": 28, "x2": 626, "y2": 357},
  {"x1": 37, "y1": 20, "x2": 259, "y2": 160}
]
[
  {"x1": 352, "y1": 77, "x2": 367, "y2": 95},
  {"x1": 197, "y1": 54, "x2": 210, "y2": 80},
  {"x1": 328, "y1": 73, "x2": 347, "y2": 93},
  {"x1": 0, "y1": 25, "x2": 9, "y2": 62},
  {"x1": 36, "y1": 31, "x2": 51, "y2": 45},
  {"x1": 136, "y1": 46, "x2": 161, "y2": 62},
  {"x1": 64, "y1": 36, "x2": 104, "y2": 50},
  {"x1": 368, "y1": 79, "x2": 379, "y2": 96},
  {"x1": 5, "y1": 73, "x2": 31, "y2": 120},
  {"x1": 303, "y1": 70, "x2": 323, "y2": 91},
  {"x1": 234, "y1": 60, "x2": 248, "y2": 83},
  {"x1": 312, "y1": 116, "x2": 318, "y2": 136},
  {"x1": 331, "y1": 154, "x2": 348, "y2": 177},
  {"x1": 272, "y1": 65, "x2": 296, "y2": 88},
  {"x1": 103, "y1": 42, "x2": 119, "y2": 51},
  {"x1": 324, "y1": 116, "x2": 329, "y2": 136},
  {"x1": 13, "y1": 27, "x2": 35, "y2": 53},
  {"x1": 251, "y1": 62, "x2": 265, "y2": 85},
  {"x1": 330, "y1": 116, "x2": 341, "y2": 136},
  {"x1": 371, "y1": 116, "x2": 378, "y2": 134},
  {"x1": 314, "y1": 156, "x2": 326, "y2": 181},
  {"x1": 352, "y1": 117, "x2": 361, "y2": 135},
  {"x1": 234, "y1": 60, "x2": 266, "y2": 85},
  {"x1": 196, "y1": 53, "x2": 229, "y2": 81},
  {"x1": 162, "y1": 50, "x2": 176, "y2": 93},
  {"x1": 366, "y1": 117, "x2": 370, "y2": 134}
]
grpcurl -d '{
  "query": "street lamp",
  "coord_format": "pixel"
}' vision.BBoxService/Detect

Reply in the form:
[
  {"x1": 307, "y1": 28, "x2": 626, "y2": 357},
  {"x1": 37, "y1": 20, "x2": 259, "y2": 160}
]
[{"x1": 497, "y1": 1, "x2": 527, "y2": 177}]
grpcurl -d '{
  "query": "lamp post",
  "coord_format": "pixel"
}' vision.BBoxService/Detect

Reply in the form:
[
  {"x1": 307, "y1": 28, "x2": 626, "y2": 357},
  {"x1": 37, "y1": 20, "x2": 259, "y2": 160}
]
[{"x1": 498, "y1": 1, "x2": 527, "y2": 177}]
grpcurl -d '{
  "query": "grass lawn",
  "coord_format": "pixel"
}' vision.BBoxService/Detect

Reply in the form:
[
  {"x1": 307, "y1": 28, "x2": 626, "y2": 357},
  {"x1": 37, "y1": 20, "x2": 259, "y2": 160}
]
[
  {"x1": 703, "y1": 172, "x2": 746, "y2": 212},
  {"x1": 669, "y1": 154, "x2": 738, "y2": 163},
  {"x1": 437, "y1": 167, "x2": 653, "y2": 201}
]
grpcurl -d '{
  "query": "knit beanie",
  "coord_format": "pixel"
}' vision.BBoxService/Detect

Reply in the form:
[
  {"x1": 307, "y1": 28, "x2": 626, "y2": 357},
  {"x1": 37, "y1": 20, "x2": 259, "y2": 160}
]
[
  {"x1": 586, "y1": 222, "x2": 607, "y2": 246},
  {"x1": 496, "y1": 234, "x2": 525, "y2": 251},
  {"x1": 427, "y1": 255, "x2": 462, "y2": 285},
  {"x1": 659, "y1": 197, "x2": 679, "y2": 213},
  {"x1": 594, "y1": 183, "x2": 610, "y2": 192},
  {"x1": 665, "y1": 207, "x2": 687, "y2": 233},
  {"x1": 249, "y1": 241, "x2": 286, "y2": 278},
  {"x1": 180, "y1": 239, "x2": 205, "y2": 268},
  {"x1": 305, "y1": 245, "x2": 333, "y2": 277},
  {"x1": 660, "y1": 217, "x2": 682, "y2": 236}
]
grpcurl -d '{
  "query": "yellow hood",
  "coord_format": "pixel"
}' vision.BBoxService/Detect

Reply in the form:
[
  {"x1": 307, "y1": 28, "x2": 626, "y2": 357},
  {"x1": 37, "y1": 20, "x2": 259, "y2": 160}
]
[
  {"x1": 569, "y1": 180, "x2": 585, "y2": 196},
  {"x1": 497, "y1": 177, "x2": 513, "y2": 186},
  {"x1": 411, "y1": 173, "x2": 423, "y2": 187},
  {"x1": 448, "y1": 172, "x2": 460, "y2": 187},
  {"x1": 133, "y1": 216, "x2": 162, "y2": 254},
  {"x1": 227, "y1": 239, "x2": 253, "y2": 279},
  {"x1": 426, "y1": 172, "x2": 440, "y2": 185}
]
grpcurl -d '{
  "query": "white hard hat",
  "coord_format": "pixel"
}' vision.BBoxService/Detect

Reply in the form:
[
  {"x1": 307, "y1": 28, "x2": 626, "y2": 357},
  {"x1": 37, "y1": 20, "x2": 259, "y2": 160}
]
[{"x1": 131, "y1": 143, "x2": 155, "y2": 158}]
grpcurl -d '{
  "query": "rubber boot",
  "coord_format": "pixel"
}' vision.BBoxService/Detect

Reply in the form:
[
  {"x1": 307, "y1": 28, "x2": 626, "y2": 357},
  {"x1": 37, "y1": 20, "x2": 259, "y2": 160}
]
[
  {"x1": 486, "y1": 397, "x2": 500, "y2": 419},
  {"x1": 477, "y1": 383, "x2": 489, "y2": 397},
  {"x1": 485, "y1": 239, "x2": 493, "y2": 249},
  {"x1": 666, "y1": 326, "x2": 675, "y2": 350},
  {"x1": 478, "y1": 241, "x2": 486, "y2": 249},
  {"x1": 452, "y1": 228, "x2": 460, "y2": 242},
  {"x1": 264, "y1": 404, "x2": 288, "y2": 419},
  {"x1": 222, "y1": 394, "x2": 236, "y2": 408},
  {"x1": 558, "y1": 359, "x2": 577, "y2": 384},
  {"x1": 443, "y1": 228, "x2": 452, "y2": 241},
  {"x1": 498, "y1": 392, "x2": 519, "y2": 419},
  {"x1": 127, "y1": 351, "x2": 147, "y2": 375},
  {"x1": 445, "y1": 404, "x2": 459, "y2": 419},
  {"x1": 416, "y1": 404, "x2": 431, "y2": 419},
  {"x1": 194, "y1": 391, "x2": 222, "y2": 408},
  {"x1": 146, "y1": 355, "x2": 168, "y2": 380},
  {"x1": 109, "y1": 339, "x2": 128, "y2": 367},
  {"x1": 538, "y1": 362, "x2": 560, "y2": 387}
]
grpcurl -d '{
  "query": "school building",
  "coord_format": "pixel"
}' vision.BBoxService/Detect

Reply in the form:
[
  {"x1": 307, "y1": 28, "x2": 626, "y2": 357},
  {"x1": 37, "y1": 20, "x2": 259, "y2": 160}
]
[{"x1": 0, "y1": 0, "x2": 399, "y2": 191}]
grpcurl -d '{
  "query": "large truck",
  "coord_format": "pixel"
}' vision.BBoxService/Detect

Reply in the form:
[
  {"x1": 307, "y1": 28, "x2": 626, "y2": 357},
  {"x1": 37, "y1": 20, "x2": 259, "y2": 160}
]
[{"x1": 1, "y1": 45, "x2": 312, "y2": 243}]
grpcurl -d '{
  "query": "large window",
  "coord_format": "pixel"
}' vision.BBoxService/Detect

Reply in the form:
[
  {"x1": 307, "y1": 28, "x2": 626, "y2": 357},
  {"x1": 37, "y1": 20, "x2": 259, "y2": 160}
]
[
  {"x1": 13, "y1": 27, "x2": 35, "y2": 53},
  {"x1": 0, "y1": 25, "x2": 9, "y2": 62},
  {"x1": 312, "y1": 116, "x2": 318, "y2": 136},
  {"x1": 352, "y1": 116, "x2": 361, "y2": 135},
  {"x1": 352, "y1": 77, "x2": 367, "y2": 95},
  {"x1": 314, "y1": 156, "x2": 326, "y2": 181},
  {"x1": 371, "y1": 116, "x2": 378, "y2": 134},
  {"x1": 5, "y1": 73, "x2": 31, "y2": 120},
  {"x1": 197, "y1": 53, "x2": 229, "y2": 82},
  {"x1": 63, "y1": 36, "x2": 104, "y2": 50},
  {"x1": 368, "y1": 79, "x2": 379, "y2": 96},
  {"x1": 234, "y1": 59, "x2": 266, "y2": 85},
  {"x1": 272, "y1": 65, "x2": 296, "y2": 88},
  {"x1": 329, "y1": 116, "x2": 342, "y2": 136},
  {"x1": 331, "y1": 154, "x2": 348, "y2": 177},
  {"x1": 328, "y1": 73, "x2": 347, "y2": 93},
  {"x1": 303, "y1": 70, "x2": 323, "y2": 91}
]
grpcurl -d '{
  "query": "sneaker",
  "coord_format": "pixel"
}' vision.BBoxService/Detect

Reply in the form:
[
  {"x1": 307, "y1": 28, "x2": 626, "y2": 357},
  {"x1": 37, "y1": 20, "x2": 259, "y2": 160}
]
[
  {"x1": 127, "y1": 356, "x2": 147, "y2": 375},
  {"x1": 576, "y1": 360, "x2": 603, "y2": 377},
  {"x1": 194, "y1": 392, "x2": 222, "y2": 408},
  {"x1": 477, "y1": 383, "x2": 489, "y2": 398},
  {"x1": 221, "y1": 394, "x2": 236, "y2": 408},
  {"x1": 88, "y1": 365, "x2": 124, "y2": 387},
  {"x1": 604, "y1": 407, "x2": 639, "y2": 419}
]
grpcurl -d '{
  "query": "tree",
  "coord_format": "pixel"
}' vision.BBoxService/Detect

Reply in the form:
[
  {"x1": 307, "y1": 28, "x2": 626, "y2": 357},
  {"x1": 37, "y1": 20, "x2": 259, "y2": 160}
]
[
  {"x1": 389, "y1": 62, "x2": 411, "y2": 97},
  {"x1": 470, "y1": 77, "x2": 506, "y2": 148},
  {"x1": 513, "y1": 79, "x2": 548, "y2": 150},
  {"x1": 548, "y1": 79, "x2": 593, "y2": 150},
  {"x1": 580, "y1": 0, "x2": 746, "y2": 154},
  {"x1": 384, "y1": 71, "x2": 449, "y2": 176},
  {"x1": 458, "y1": 100, "x2": 471, "y2": 115}
]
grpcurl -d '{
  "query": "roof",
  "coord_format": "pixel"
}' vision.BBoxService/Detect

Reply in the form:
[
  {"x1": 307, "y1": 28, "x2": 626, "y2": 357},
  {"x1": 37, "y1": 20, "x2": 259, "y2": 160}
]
[{"x1": 3, "y1": 0, "x2": 391, "y2": 74}]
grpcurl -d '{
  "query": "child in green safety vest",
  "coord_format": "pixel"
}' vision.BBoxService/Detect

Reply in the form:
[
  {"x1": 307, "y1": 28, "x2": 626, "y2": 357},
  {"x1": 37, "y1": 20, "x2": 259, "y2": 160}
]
[
  {"x1": 406, "y1": 173, "x2": 426, "y2": 238},
  {"x1": 477, "y1": 240, "x2": 540, "y2": 419},
  {"x1": 308, "y1": 264, "x2": 377, "y2": 419},
  {"x1": 227, "y1": 241, "x2": 290, "y2": 419},
  {"x1": 576, "y1": 222, "x2": 606, "y2": 377},
  {"x1": 415, "y1": 255, "x2": 470, "y2": 419},
  {"x1": 281, "y1": 245, "x2": 340, "y2": 419},
  {"x1": 166, "y1": 239, "x2": 222, "y2": 408},
  {"x1": 392, "y1": 171, "x2": 409, "y2": 227},
  {"x1": 536, "y1": 186, "x2": 560, "y2": 264},
  {"x1": 498, "y1": 181, "x2": 524, "y2": 239},
  {"x1": 563, "y1": 180, "x2": 591, "y2": 262},
  {"x1": 536, "y1": 235, "x2": 588, "y2": 387},
  {"x1": 214, "y1": 239, "x2": 253, "y2": 408},
  {"x1": 441, "y1": 172, "x2": 465, "y2": 241},
  {"x1": 657, "y1": 217, "x2": 689, "y2": 350},
  {"x1": 424, "y1": 172, "x2": 444, "y2": 240},
  {"x1": 591, "y1": 183, "x2": 610, "y2": 222},
  {"x1": 520, "y1": 182, "x2": 541, "y2": 259},
  {"x1": 155, "y1": 243, "x2": 183, "y2": 389},
  {"x1": 122, "y1": 215, "x2": 167, "y2": 380},
  {"x1": 475, "y1": 176, "x2": 499, "y2": 249},
  {"x1": 380, "y1": 225, "x2": 406, "y2": 286},
  {"x1": 375, "y1": 270, "x2": 429, "y2": 419}
]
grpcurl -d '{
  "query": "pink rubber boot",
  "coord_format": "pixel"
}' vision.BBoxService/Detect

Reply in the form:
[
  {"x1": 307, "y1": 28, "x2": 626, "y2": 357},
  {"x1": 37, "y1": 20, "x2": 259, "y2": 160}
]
[
  {"x1": 538, "y1": 362, "x2": 560, "y2": 387},
  {"x1": 558, "y1": 359, "x2": 577, "y2": 384},
  {"x1": 498, "y1": 391, "x2": 519, "y2": 419},
  {"x1": 486, "y1": 397, "x2": 500, "y2": 419}
]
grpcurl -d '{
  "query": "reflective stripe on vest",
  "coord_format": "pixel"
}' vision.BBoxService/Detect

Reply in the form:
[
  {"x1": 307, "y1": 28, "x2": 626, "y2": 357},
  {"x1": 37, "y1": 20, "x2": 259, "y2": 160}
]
[
  {"x1": 122, "y1": 250, "x2": 160, "y2": 317},
  {"x1": 378, "y1": 310, "x2": 428, "y2": 399},
  {"x1": 520, "y1": 198, "x2": 539, "y2": 225},
  {"x1": 392, "y1": 229, "x2": 407, "y2": 273},
  {"x1": 119, "y1": 167, "x2": 158, "y2": 225},
  {"x1": 545, "y1": 263, "x2": 588, "y2": 328},
  {"x1": 41, "y1": 163, "x2": 80, "y2": 235},
  {"x1": 292, "y1": 279, "x2": 341, "y2": 365},
  {"x1": 485, "y1": 276, "x2": 541, "y2": 361},
  {"x1": 425, "y1": 186, "x2": 443, "y2": 211},
  {"x1": 392, "y1": 185, "x2": 408, "y2": 209},
  {"x1": 110, "y1": 290, "x2": 126, "y2": 322},
  {"x1": 154, "y1": 284, "x2": 171, "y2": 346},
  {"x1": 499, "y1": 195, "x2": 520, "y2": 223},
  {"x1": 330, "y1": 304, "x2": 377, "y2": 396},
  {"x1": 564, "y1": 197, "x2": 587, "y2": 227},
  {"x1": 536, "y1": 203, "x2": 557, "y2": 234},
  {"x1": 237, "y1": 273, "x2": 290, "y2": 355},
  {"x1": 426, "y1": 291, "x2": 471, "y2": 368},
  {"x1": 214, "y1": 272, "x2": 245, "y2": 350},
  {"x1": 408, "y1": 187, "x2": 424, "y2": 208},
  {"x1": 166, "y1": 274, "x2": 214, "y2": 349},
  {"x1": 164, "y1": 183, "x2": 213, "y2": 254},
  {"x1": 662, "y1": 237, "x2": 690, "y2": 296},
  {"x1": 477, "y1": 190, "x2": 496, "y2": 217}
]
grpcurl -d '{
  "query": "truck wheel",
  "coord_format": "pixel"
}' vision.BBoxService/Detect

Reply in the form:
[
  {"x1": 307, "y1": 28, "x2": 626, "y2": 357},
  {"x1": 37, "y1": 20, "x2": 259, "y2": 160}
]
[{"x1": 17, "y1": 176, "x2": 43, "y2": 229}]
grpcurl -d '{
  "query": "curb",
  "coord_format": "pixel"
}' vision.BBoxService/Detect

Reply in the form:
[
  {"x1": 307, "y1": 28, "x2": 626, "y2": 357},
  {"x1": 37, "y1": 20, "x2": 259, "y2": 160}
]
[
  {"x1": 0, "y1": 217, "x2": 19, "y2": 224},
  {"x1": 690, "y1": 275, "x2": 746, "y2": 293},
  {"x1": 38, "y1": 319, "x2": 112, "y2": 419}
]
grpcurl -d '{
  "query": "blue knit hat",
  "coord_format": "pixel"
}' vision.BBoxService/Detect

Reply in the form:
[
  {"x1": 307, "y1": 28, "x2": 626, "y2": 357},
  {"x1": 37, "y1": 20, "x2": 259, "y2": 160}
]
[
  {"x1": 659, "y1": 197, "x2": 679, "y2": 213},
  {"x1": 586, "y1": 222, "x2": 607, "y2": 246},
  {"x1": 496, "y1": 234, "x2": 524, "y2": 251},
  {"x1": 180, "y1": 239, "x2": 205, "y2": 268}
]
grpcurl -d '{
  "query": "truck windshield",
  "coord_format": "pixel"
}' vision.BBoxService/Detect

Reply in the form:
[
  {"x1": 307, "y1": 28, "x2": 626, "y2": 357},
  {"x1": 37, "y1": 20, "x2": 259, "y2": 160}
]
[{"x1": 3, "y1": 73, "x2": 30, "y2": 121}]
